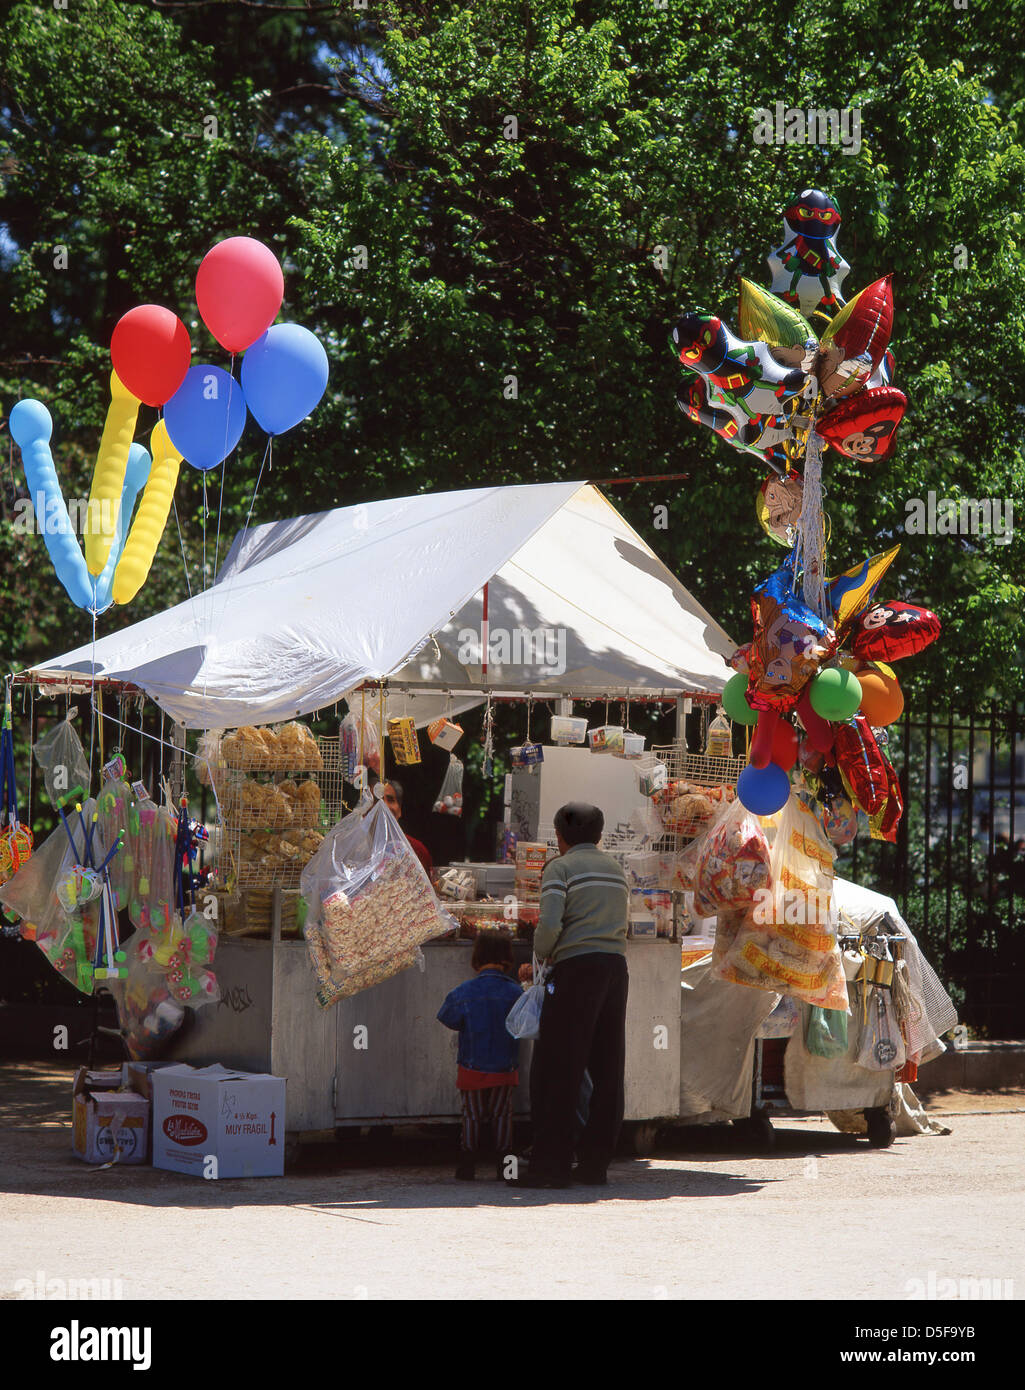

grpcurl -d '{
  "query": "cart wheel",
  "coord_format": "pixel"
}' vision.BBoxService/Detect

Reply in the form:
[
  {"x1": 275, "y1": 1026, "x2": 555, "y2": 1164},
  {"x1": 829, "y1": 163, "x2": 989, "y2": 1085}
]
[
  {"x1": 623, "y1": 1122, "x2": 659, "y2": 1157},
  {"x1": 732, "y1": 1110, "x2": 776, "y2": 1152},
  {"x1": 865, "y1": 1108, "x2": 896, "y2": 1148}
]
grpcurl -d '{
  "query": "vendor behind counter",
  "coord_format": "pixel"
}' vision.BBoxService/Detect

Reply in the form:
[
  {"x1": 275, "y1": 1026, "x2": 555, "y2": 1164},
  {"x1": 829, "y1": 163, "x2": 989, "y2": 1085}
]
[{"x1": 372, "y1": 775, "x2": 441, "y2": 879}]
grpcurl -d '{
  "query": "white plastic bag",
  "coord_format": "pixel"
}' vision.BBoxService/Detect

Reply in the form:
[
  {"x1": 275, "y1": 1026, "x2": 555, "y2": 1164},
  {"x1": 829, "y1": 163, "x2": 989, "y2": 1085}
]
[
  {"x1": 506, "y1": 956, "x2": 548, "y2": 1039},
  {"x1": 506, "y1": 984, "x2": 545, "y2": 1039},
  {"x1": 858, "y1": 984, "x2": 906, "y2": 1071},
  {"x1": 33, "y1": 717, "x2": 91, "y2": 804},
  {"x1": 432, "y1": 754, "x2": 464, "y2": 817}
]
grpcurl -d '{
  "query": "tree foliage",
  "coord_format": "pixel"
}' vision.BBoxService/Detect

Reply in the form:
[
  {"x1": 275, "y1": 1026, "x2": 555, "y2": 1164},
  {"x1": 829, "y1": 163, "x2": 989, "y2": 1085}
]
[{"x1": 0, "y1": 0, "x2": 1022, "y2": 711}]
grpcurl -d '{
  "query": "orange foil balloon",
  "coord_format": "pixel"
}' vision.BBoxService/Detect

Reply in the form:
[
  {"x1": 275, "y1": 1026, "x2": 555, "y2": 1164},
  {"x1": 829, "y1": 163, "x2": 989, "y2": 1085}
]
[{"x1": 856, "y1": 663, "x2": 904, "y2": 726}]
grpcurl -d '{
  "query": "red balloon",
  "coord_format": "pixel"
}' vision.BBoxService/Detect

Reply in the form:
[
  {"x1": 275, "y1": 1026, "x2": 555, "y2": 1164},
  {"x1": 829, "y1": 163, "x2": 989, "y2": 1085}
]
[
  {"x1": 110, "y1": 305, "x2": 191, "y2": 407},
  {"x1": 750, "y1": 708, "x2": 779, "y2": 769},
  {"x1": 818, "y1": 386, "x2": 907, "y2": 463},
  {"x1": 796, "y1": 686, "x2": 836, "y2": 755},
  {"x1": 850, "y1": 600, "x2": 942, "y2": 663},
  {"x1": 771, "y1": 718, "x2": 799, "y2": 771},
  {"x1": 196, "y1": 237, "x2": 284, "y2": 353}
]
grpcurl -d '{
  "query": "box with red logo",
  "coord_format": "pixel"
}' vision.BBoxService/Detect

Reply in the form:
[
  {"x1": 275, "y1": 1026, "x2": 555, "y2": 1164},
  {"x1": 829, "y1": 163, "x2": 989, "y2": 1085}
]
[{"x1": 151, "y1": 1063, "x2": 286, "y2": 1179}]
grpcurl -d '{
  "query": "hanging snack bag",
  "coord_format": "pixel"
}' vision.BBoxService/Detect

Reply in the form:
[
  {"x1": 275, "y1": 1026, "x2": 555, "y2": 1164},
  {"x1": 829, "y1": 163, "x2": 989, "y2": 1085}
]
[
  {"x1": 711, "y1": 794, "x2": 848, "y2": 1009},
  {"x1": 432, "y1": 756, "x2": 464, "y2": 816},
  {"x1": 300, "y1": 799, "x2": 452, "y2": 1007},
  {"x1": 705, "y1": 711, "x2": 733, "y2": 758},
  {"x1": 693, "y1": 797, "x2": 771, "y2": 916},
  {"x1": 387, "y1": 716, "x2": 421, "y2": 766}
]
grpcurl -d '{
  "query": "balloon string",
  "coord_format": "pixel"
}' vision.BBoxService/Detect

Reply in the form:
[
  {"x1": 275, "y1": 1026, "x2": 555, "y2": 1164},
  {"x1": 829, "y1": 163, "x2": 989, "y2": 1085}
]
[{"x1": 208, "y1": 435, "x2": 272, "y2": 667}]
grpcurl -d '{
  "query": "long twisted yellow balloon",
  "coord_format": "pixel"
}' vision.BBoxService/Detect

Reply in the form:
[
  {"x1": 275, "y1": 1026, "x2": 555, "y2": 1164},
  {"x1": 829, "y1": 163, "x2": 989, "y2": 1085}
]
[
  {"x1": 112, "y1": 421, "x2": 181, "y2": 605},
  {"x1": 85, "y1": 370, "x2": 141, "y2": 575}
]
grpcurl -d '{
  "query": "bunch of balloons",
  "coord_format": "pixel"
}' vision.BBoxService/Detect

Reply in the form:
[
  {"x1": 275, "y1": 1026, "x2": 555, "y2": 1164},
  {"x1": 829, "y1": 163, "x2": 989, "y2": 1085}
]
[
  {"x1": 10, "y1": 236, "x2": 329, "y2": 615},
  {"x1": 672, "y1": 190, "x2": 940, "y2": 842}
]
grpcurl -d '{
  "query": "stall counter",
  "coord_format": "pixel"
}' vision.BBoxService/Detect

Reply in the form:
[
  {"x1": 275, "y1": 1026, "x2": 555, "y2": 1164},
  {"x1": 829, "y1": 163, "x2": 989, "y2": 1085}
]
[{"x1": 166, "y1": 935, "x2": 681, "y2": 1136}]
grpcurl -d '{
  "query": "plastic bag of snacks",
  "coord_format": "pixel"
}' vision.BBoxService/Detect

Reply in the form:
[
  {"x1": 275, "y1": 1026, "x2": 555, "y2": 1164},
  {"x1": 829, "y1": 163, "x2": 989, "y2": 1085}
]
[
  {"x1": 300, "y1": 799, "x2": 452, "y2": 1007},
  {"x1": 432, "y1": 755, "x2": 464, "y2": 816},
  {"x1": 711, "y1": 795, "x2": 848, "y2": 1009},
  {"x1": 694, "y1": 797, "x2": 771, "y2": 916},
  {"x1": 195, "y1": 731, "x2": 223, "y2": 788}
]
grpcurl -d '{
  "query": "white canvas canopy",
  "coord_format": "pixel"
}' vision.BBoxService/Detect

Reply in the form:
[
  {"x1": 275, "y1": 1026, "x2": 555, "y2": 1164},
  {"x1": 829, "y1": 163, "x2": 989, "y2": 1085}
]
[{"x1": 29, "y1": 482, "x2": 737, "y2": 729}]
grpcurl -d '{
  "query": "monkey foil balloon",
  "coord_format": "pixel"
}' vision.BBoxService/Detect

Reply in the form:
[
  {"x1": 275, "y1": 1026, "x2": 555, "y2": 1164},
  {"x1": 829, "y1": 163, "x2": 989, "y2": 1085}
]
[{"x1": 767, "y1": 188, "x2": 850, "y2": 322}]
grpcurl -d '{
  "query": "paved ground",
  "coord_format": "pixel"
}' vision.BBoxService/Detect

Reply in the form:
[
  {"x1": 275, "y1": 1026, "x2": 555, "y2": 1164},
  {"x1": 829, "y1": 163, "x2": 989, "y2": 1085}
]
[{"x1": 2, "y1": 1061, "x2": 1024, "y2": 1301}]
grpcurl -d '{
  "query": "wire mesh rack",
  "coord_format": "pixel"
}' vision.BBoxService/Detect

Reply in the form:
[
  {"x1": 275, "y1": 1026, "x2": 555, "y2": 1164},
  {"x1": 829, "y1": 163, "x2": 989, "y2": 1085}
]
[
  {"x1": 648, "y1": 743, "x2": 748, "y2": 852},
  {"x1": 212, "y1": 734, "x2": 351, "y2": 892}
]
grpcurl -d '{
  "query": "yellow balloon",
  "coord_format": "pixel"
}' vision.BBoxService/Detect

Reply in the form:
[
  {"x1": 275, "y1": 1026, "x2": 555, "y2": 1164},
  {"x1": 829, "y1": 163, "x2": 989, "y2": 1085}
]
[
  {"x1": 111, "y1": 421, "x2": 181, "y2": 605},
  {"x1": 85, "y1": 371, "x2": 140, "y2": 575}
]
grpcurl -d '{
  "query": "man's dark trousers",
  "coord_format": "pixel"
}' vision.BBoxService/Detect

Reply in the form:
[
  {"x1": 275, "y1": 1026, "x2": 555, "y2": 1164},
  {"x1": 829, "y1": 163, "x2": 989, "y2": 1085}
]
[{"x1": 529, "y1": 952, "x2": 629, "y2": 1179}]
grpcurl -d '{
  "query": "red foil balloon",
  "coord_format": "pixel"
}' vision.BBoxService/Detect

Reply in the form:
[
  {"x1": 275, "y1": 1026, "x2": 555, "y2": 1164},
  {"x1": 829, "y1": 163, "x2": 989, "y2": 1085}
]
[
  {"x1": 110, "y1": 305, "x2": 191, "y2": 407},
  {"x1": 817, "y1": 386, "x2": 907, "y2": 462},
  {"x1": 825, "y1": 274, "x2": 894, "y2": 369},
  {"x1": 849, "y1": 601, "x2": 942, "y2": 662},
  {"x1": 835, "y1": 715, "x2": 888, "y2": 815}
]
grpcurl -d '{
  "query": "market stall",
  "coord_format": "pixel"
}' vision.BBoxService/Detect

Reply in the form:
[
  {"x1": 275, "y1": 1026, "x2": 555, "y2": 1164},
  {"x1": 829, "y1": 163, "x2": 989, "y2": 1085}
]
[{"x1": 15, "y1": 481, "x2": 738, "y2": 1146}]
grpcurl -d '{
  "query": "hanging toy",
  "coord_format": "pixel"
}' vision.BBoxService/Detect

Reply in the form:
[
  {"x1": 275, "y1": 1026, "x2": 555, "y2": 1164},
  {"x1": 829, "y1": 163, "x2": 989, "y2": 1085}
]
[
  {"x1": 766, "y1": 188, "x2": 850, "y2": 321},
  {"x1": 0, "y1": 682, "x2": 34, "y2": 886},
  {"x1": 433, "y1": 755, "x2": 465, "y2": 816}
]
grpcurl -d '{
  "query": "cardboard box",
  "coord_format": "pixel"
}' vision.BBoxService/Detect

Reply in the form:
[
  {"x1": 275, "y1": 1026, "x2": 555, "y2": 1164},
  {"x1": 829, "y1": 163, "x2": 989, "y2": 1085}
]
[
  {"x1": 151, "y1": 1064, "x2": 286, "y2": 1179},
  {"x1": 515, "y1": 841, "x2": 549, "y2": 870},
  {"x1": 72, "y1": 1069, "x2": 150, "y2": 1165},
  {"x1": 628, "y1": 915, "x2": 657, "y2": 939}
]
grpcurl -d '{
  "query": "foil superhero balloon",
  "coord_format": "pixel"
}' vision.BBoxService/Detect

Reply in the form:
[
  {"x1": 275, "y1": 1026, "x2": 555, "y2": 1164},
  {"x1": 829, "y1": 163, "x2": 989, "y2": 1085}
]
[
  {"x1": 767, "y1": 189, "x2": 850, "y2": 321},
  {"x1": 676, "y1": 374, "x2": 791, "y2": 469},
  {"x1": 672, "y1": 314, "x2": 808, "y2": 420}
]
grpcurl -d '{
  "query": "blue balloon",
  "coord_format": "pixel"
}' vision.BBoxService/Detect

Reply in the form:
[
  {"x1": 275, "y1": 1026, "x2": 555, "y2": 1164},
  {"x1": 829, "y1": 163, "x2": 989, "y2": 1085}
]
[
  {"x1": 164, "y1": 365, "x2": 247, "y2": 470},
  {"x1": 737, "y1": 762, "x2": 791, "y2": 817},
  {"x1": 11, "y1": 399, "x2": 97, "y2": 611},
  {"x1": 241, "y1": 323, "x2": 329, "y2": 435}
]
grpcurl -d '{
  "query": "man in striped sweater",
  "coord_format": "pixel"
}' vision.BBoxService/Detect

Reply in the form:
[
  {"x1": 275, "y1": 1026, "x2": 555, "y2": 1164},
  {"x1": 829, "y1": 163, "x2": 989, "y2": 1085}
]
[{"x1": 519, "y1": 802, "x2": 630, "y2": 1189}]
